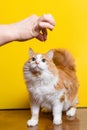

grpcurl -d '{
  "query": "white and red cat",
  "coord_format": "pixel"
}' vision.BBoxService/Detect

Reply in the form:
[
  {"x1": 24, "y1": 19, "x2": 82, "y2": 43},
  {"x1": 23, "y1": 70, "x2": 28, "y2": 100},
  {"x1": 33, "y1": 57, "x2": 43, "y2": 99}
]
[{"x1": 23, "y1": 48, "x2": 78, "y2": 126}]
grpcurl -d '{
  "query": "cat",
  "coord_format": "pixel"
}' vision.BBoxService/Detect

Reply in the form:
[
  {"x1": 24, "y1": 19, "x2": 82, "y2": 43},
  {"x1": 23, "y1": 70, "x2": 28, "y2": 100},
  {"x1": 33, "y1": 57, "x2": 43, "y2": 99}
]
[{"x1": 23, "y1": 48, "x2": 79, "y2": 126}]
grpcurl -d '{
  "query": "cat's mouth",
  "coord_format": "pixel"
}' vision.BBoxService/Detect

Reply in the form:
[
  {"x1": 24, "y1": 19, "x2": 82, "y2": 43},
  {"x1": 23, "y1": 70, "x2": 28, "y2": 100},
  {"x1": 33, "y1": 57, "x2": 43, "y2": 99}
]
[
  {"x1": 32, "y1": 65, "x2": 42, "y2": 71},
  {"x1": 31, "y1": 66, "x2": 42, "y2": 75},
  {"x1": 34, "y1": 66, "x2": 41, "y2": 71}
]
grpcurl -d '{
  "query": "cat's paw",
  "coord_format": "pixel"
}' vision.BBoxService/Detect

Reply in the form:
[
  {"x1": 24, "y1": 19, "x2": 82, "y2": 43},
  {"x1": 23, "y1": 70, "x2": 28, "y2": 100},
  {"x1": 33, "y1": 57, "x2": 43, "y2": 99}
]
[
  {"x1": 66, "y1": 107, "x2": 76, "y2": 117},
  {"x1": 27, "y1": 119, "x2": 38, "y2": 126},
  {"x1": 53, "y1": 118, "x2": 62, "y2": 125}
]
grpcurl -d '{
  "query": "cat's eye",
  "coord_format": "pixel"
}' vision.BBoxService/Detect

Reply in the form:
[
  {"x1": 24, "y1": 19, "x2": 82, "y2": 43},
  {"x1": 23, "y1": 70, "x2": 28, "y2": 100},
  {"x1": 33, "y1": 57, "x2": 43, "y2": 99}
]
[
  {"x1": 42, "y1": 58, "x2": 46, "y2": 62},
  {"x1": 32, "y1": 57, "x2": 36, "y2": 61}
]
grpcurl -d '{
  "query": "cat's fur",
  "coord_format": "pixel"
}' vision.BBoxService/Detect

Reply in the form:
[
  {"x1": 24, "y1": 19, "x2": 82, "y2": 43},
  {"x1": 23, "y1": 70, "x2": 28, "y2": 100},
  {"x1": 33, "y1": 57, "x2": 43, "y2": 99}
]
[{"x1": 23, "y1": 48, "x2": 78, "y2": 126}]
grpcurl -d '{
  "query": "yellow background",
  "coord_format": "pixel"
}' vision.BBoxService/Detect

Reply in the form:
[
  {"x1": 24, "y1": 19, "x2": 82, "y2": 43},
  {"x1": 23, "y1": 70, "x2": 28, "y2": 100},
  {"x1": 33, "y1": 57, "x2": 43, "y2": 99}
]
[{"x1": 0, "y1": 0, "x2": 87, "y2": 109}]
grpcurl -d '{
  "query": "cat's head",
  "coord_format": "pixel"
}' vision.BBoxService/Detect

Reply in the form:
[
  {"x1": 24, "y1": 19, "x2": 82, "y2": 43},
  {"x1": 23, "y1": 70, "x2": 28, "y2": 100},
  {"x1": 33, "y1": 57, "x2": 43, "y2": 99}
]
[{"x1": 28, "y1": 48, "x2": 54, "y2": 73}]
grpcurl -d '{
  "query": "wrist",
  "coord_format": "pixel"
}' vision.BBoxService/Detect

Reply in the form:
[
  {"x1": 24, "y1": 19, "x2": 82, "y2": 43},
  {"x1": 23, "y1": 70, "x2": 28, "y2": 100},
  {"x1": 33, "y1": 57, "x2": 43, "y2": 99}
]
[
  {"x1": 8, "y1": 23, "x2": 21, "y2": 42},
  {"x1": 10, "y1": 22, "x2": 35, "y2": 41},
  {"x1": 0, "y1": 24, "x2": 19, "y2": 45}
]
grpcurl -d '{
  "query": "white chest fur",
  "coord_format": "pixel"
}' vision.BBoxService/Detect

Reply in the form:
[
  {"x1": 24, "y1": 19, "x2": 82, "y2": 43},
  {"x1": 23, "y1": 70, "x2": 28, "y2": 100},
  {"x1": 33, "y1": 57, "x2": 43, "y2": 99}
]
[{"x1": 26, "y1": 71, "x2": 65, "y2": 110}]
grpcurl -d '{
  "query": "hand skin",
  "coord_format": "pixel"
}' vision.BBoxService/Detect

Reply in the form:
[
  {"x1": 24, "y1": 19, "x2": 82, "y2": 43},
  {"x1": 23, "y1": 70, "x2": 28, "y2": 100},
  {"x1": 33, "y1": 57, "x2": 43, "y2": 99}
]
[{"x1": 0, "y1": 14, "x2": 55, "y2": 46}]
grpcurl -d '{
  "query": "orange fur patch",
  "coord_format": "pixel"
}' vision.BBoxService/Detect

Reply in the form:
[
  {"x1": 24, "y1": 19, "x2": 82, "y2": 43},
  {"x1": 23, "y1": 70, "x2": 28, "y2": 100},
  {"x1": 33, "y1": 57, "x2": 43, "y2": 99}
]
[
  {"x1": 60, "y1": 95, "x2": 65, "y2": 102},
  {"x1": 53, "y1": 49, "x2": 79, "y2": 102}
]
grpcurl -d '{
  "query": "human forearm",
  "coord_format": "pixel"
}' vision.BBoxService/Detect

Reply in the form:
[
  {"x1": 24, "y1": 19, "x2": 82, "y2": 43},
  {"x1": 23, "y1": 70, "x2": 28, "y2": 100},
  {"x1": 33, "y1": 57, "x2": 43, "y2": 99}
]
[{"x1": 0, "y1": 24, "x2": 19, "y2": 46}]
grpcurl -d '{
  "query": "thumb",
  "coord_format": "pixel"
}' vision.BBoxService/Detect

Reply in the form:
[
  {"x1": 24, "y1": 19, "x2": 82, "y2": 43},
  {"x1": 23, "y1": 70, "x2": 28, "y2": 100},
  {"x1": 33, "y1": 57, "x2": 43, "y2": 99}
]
[
  {"x1": 36, "y1": 28, "x2": 47, "y2": 41},
  {"x1": 36, "y1": 33, "x2": 47, "y2": 41}
]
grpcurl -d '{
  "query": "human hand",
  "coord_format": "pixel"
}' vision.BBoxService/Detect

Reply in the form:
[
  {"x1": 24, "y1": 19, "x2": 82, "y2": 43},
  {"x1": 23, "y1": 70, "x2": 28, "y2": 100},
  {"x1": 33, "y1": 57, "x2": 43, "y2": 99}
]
[
  {"x1": 32, "y1": 14, "x2": 55, "y2": 41},
  {"x1": 12, "y1": 14, "x2": 55, "y2": 42},
  {"x1": 0, "y1": 14, "x2": 55, "y2": 46}
]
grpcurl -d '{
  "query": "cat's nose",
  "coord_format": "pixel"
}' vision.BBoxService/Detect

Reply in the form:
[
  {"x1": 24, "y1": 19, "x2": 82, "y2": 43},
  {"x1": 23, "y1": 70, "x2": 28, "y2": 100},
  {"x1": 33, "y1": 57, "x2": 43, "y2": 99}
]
[{"x1": 35, "y1": 61, "x2": 39, "y2": 65}]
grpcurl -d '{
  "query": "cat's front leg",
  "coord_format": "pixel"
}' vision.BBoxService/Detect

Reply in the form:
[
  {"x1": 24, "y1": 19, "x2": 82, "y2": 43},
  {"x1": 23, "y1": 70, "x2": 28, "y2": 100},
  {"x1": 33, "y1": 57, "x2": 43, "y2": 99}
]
[
  {"x1": 52, "y1": 101, "x2": 64, "y2": 125},
  {"x1": 27, "y1": 104, "x2": 40, "y2": 127}
]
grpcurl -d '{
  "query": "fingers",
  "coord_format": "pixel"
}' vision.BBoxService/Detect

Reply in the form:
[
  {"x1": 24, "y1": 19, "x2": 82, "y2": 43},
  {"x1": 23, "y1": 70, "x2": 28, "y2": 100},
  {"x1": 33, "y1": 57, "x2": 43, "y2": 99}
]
[
  {"x1": 39, "y1": 14, "x2": 55, "y2": 26},
  {"x1": 36, "y1": 34, "x2": 46, "y2": 41},
  {"x1": 36, "y1": 28, "x2": 47, "y2": 41},
  {"x1": 32, "y1": 14, "x2": 55, "y2": 41},
  {"x1": 39, "y1": 22, "x2": 54, "y2": 30},
  {"x1": 39, "y1": 14, "x2": 55, "y2": 29},
  {"x1": 42, "y1": 28, "x2": 47, "y2": 40}
]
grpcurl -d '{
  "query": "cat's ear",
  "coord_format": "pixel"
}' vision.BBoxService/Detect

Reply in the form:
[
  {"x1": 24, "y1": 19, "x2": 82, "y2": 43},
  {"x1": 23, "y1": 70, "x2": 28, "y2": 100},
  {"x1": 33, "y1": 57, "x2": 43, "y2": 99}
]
[
  {"x1": 46, "y1": 50, "x2": 54, "y2": 60},
  {"x1": 29, "y1": 48, "x2": 35, "y2": 57}
]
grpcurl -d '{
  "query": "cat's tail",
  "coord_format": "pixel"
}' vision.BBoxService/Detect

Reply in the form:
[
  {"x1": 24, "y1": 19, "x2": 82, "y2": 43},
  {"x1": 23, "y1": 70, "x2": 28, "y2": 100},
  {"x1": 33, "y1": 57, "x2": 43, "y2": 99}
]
[{"x1": 53, "y1": 49, "x2": 76, "y2": 71}]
